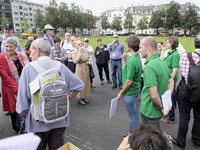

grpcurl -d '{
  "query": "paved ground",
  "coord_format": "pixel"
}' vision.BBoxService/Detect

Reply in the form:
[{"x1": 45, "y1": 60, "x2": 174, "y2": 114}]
[{"x1": 0, "y1": 64, "x2": 199, "y2": 150}]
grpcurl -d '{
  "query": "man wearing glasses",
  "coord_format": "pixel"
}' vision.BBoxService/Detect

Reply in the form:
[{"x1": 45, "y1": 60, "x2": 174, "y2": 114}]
[{"x1": 107, "y1": 33, "x2": 125, "y2": 89}]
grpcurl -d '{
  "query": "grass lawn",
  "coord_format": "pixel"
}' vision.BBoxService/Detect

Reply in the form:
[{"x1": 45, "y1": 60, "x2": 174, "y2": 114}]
[{"x1": 20, "y1": 36, "x2": 195, "y2": 53}]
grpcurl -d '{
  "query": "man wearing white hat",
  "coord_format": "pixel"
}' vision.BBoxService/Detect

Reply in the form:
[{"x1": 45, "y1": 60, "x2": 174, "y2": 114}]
[{"x1": 43, "y1": 24, "x2": 55, "y2": 47}]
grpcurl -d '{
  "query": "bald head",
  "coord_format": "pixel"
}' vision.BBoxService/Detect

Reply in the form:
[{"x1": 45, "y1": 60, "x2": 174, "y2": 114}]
[
  {"x1": 195, "y1": 34, "x2": 200, "y2": 49},
  {"x1": 141, "y1": 36, "x2": 157, "y2": 51}
]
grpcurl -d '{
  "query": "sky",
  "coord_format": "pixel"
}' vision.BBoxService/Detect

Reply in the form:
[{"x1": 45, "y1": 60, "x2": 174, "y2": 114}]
[{"x1": 28, "y1": 0, "x2": 200, "y2": 16}]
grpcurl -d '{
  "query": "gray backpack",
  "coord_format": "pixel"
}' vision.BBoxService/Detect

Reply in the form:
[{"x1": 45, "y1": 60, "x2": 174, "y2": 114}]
[{"x1": 30, "y1": 61, "x2": 69, "y2": 124}]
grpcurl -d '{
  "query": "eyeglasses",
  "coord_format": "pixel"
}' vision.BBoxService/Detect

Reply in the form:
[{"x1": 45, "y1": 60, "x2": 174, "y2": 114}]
[{"x1": 113, "y1": 37, "x2": 118, "y2": 38}]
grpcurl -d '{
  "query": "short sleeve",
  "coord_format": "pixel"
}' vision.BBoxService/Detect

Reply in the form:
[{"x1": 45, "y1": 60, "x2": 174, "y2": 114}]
[{"x1": 143, "y1": 65, "x2": 158, "y2": 87}]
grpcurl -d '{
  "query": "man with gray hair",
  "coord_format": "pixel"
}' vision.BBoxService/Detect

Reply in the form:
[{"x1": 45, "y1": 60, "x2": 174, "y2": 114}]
[
  {"x1": 16, "y1": 39, "x2": 84, "y2": 150},
  {"x1": 172, "y1": 34, "x2": 200, "y2": 148},
  {"x1": 139, "y1": 36, "x2": 174, "y2": 129}
]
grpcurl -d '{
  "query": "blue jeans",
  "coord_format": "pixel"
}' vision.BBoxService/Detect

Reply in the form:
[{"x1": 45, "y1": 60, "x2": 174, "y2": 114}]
[
  {"x1": 124, "y1": 91, "x2": 140, "y2": 133},
  {"x1": 111, "y1": 59, "x2": 122, "y2": 86},
  {"x1": 167, "y1": 84, "x2": 176, "y2": 121},
  {"x1": 140, "y1": 113, "x2": 161, "y2": 129}
]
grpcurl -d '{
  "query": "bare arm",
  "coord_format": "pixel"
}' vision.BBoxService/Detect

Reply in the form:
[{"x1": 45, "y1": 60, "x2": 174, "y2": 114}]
[
  {"x1": 117, "y1": 79, "x2": 133, "y2": 101},
  {"x1": 68, "y1": 91, "x2": 79, "y2": 101},
  {"x1": 171, "y1": 68, "x2": 178, "y2": 80},
  {"x1": 149, "y1": 86, "x2": 163, "y2": 110},
  {"x1": 167, "y1": 78, "x2": 174, "y2": 95}
]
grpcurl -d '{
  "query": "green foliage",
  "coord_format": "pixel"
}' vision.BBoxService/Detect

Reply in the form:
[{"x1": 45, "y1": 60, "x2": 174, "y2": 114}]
[
  {"x1": 84, "y1": 10, "x2": 96, "y2": 32},
  {"x1": 181, "y1": 5, "x2": 200, "y2": 35},
  {"x1": 100, "y1": 12, "x2": 110, "y2": 30},
  {"x1": 45, "y1": 0, "x2": 59, "y2": 32},
  {"x1": 124, "y1": 11, "x2": 135, "y2": 33},
  {"x1": 111, "y1": 17, "x2": 122, "y2": 32},
  {"x1": 0, "y1": 12, "x2": 9, "y2": 31},
  {"x1": 20, "y1": 16, "x2": 30, "y2": 32},
  {"x1": 165, "y1": 1, "x2": 181, "y2": 33},
  {"x1": 137, "y1": 17, "x2": 148, "y2": 33},
  {"x1": 34, "y1": 9, "x2": 45, "y2": 31},
  {"x1": 149, "y1": 10, "x2": 165, "y2": 35},
  {"x1": 58, "y1": 2, "x2": 70, "y2": 32}
]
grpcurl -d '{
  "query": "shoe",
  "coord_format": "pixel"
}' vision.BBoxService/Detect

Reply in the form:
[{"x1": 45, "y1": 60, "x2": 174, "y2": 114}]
[
  {"x1": 192, "y1": 139, "x2": 200, "y2": 147},
  {"x1": 107, "y1": 80, "x2": 112, "y2": 84},
  {"x1": 5, "y1": 112, "x2": 10, "y2": 116},
  {"x1": 161, "y1": 118, "x2": 174, "y2": 124},
  {"x1": 119, "y1": 85, "x2": 122, "y2": 90},
  {"x1": 91, "y1": 83, "x2": 96, "y2": 88},
  {"x1": 122, "y1": 133, "x2": 128, "y2": 137},
  {"x1": 112, "y1": 85, "x2": 117, "y2": 89},
  {"x1": 101, "y1": 81, "x2": 104, "y2": 85},
  {"x1": 78, "y1": 99, "x2": 86, "y2": 105},
  {"x1": 171, "y1": 137, "x2": 185, "y2": 149},
  {"x1": 82, "y1": 98, "x2": 90, "y2": 104}
]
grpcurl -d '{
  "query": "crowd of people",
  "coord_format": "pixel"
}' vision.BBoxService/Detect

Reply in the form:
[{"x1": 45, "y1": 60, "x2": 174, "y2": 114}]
[{"x1": 0, "y1": 22, "x2": 200, "y2": 150}]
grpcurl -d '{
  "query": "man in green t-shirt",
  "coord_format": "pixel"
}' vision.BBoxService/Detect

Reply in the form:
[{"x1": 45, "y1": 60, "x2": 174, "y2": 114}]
[
  {"x1": 117, "y1": 35, "x2": 142, "y2": 134},
  {"x1": 139, "y1": 36, "x2": 174, "y2": 129}
]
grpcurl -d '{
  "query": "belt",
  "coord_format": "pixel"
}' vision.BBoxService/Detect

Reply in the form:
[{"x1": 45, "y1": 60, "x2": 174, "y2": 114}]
[{"x1": 111, "y1": 58, "x2": 121, "y2": 61}]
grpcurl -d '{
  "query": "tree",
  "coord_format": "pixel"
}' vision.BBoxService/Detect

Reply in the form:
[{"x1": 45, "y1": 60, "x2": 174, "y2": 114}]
[
  {"x1": 45, "y1": 0, "x2": 59, "y2": 32},
  {"x1": 34, "y1": 9, "x2": 45, "y2": 31},
  {"x1": 149, "y1": 10, "x2": 165, "y2": 35},
  {"x1": 100, "y1": 12, "x2": 110, "y2": 31},
  {"x1": 20, "y1": 16, "x2": 30, "y2": 32},
  {"x1": 137, "y1": 17, "x2": 148, "y2": 34},
  {"x1": 58, "y1": 2, "x2": 70, "y2": 32},
  {"x1": 1, "y1": 12, "x2": 9, "y2": 31},
  {"x1": 181, "y1": 5, "x2": 200, "y2": 36},
  {"x1": 124, "y1": 11, "x2": 135, "y2": 33},
  {"x1": 165, "y1": 1, "x2": 181, "y2": 34},
  {"x1": 111, "y1": 17, "x2": 122, "y2": 32}
]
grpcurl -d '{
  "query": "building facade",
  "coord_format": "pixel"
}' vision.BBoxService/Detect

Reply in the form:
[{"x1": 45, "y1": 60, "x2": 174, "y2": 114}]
[
  {"x1": 0, "y1": 0, "x2": 13, "y2": 30},
  {"x1": 11, "y1": 0, "x2": 46, "y2": 33}
]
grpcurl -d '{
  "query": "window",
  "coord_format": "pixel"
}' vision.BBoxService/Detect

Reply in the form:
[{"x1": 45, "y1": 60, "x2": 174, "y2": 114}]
[
  {"x1": 29, "y1": 8, "x2": 32, "y2": 11},
  {"x1": 6, "y1": 13, "x2": 11, "y2": 18},
  {"x1": 15, "y1": 23, "x2": 20, "y2": 26},
  {"x1": 15, "y1": 18, "x2": 19, "y2": 21},
  {"x1": 29, "y1": 13, "x2": 32, "y2": 16},
  {"x1": 2, "y1": 5, "x2": 5, "y2": 10},
  {"x1": 19, "y1": 6, "x2": 22, "y2": 9},
  {"x1": 14, "y1": 12, "x2": 18, "y2": 15},
  {"x1": 24, "y1": 13, "x2": 28, "y2": 16},
  {"x1": 13, "y1": 6, "x2": 18, "y2": 9},
  {"x1": 16, "y1": 29, "x2": 20, "y2": 32},
  {"x1": 20, "y1": 12, "x2": 23, "y2": 15}
]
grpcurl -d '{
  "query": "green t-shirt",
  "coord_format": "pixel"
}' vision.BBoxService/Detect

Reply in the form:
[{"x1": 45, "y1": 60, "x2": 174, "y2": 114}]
[
  {"x1": 122, "y1": 53, "x2": 142, "y2": 96},
  {"x1": 164, "y1": 49, "x2": 180, "y2": 82},
  {"x1": 140, "y1": 54, "x2": 171, "y2": 119}
]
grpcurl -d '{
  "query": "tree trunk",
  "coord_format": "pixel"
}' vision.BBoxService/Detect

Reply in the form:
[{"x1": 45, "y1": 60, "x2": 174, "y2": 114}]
[
  {"x1": 156, "y1": 28, "x2": 159, "y2": 36},
  {"x1": 171, "y1": 28, "x2": 174, "y2": 35}
]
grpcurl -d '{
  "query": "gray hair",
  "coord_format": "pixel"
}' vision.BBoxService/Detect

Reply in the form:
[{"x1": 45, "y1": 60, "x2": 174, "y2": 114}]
[
  {"x1": 31, "y1": 38, "x2": 51, "y2": 55},
  {"x1": 4, "y1": 37, "x2": 17, "y2": 47}
]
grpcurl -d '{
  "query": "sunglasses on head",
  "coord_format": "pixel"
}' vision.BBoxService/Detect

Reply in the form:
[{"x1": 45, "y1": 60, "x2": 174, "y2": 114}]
[{"x1": 113, "y1": 37, "x2": 118, "y2": 38}]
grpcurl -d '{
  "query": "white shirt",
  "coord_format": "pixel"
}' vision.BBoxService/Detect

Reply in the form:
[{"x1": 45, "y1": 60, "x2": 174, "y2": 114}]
[{"x1": 62, "y1": 40, "x2": 75, "y2": 62}]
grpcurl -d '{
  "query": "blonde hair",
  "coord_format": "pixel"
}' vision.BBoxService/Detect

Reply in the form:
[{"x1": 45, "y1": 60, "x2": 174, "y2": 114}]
[{"x1": 4, "y1": 37, "x2": 17, "y2": 47}]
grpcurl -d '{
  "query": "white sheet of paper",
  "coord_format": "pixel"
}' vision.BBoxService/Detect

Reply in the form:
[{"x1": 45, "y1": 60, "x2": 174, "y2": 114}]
[
  {"x1": 112, "y1": 53, "x2": 116, "y2": 57},
  {"x1": 0, "y1": 133, "x2": 41, "y2": 150},
  {"x1": 109, "y1": 97, "x2": 120, "y2": 118},
  {"x1": 161, "y1": 89, "x2": 172, "y2": 115},
  {"x1": 29, "y1": 78, "x2": 40, "y2": 95}
]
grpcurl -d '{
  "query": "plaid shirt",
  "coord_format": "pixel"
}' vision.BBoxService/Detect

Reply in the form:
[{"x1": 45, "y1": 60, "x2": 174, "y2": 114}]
[{"x1": 179, "y1": 49, "x2": 200, "y2": 81}]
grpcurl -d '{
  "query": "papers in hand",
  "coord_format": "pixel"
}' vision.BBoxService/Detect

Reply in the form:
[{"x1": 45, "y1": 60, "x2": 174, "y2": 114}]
[
  {"x1": 161, "y1": 89, "x2": 172, "y2": 115},
  {"x1": 0, "y1": 133, "x2": 41, "y2": 150},
  {"x1": 109, "y1": 97, "x2": 120, "y2": 118}
]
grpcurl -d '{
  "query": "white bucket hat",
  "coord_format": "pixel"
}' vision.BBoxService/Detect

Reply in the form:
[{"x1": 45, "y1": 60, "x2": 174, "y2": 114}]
[{"x1": 44, "y1": 24, "x2": 55, "y2": 30}]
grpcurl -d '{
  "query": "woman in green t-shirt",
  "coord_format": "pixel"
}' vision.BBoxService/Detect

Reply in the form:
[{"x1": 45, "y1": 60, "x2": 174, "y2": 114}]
[{"x1": 161, "y1": 36, "x2": 180, "y2": 124}]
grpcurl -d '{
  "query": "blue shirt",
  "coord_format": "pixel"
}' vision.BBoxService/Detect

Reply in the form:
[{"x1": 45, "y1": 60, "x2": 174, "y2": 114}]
[
  {"x1": 1, "y1": 34, "x2": 22, "y2": 53},
  {"x1": 106, "y1": 42, "x2": 124, "y2": 60},
  {"x1": 43, "y1": 34, "x2": 55, "y2": 47}
]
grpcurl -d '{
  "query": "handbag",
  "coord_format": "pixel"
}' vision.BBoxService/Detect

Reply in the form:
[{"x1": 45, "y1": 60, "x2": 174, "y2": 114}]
[{"x1": 89, "y1": 64, "x2": 95, "y2": 79}]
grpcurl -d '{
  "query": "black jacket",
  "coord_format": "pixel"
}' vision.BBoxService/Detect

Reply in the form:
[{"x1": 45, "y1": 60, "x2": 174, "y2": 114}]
[{"x1": 94, "y1": 45, "x2": 110, "y2": 64}]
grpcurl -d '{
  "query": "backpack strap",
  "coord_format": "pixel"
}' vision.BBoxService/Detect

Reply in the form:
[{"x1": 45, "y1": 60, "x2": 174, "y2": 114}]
[
  {"x1": 52, "y1": 61, "x2": 62, "y2": 71},
  {"x1": 30, "y1": 61, "x2": 46, "y2": 73},
  {"x1": 187, "y1": 53, "x2": 196, "y2": 66}
]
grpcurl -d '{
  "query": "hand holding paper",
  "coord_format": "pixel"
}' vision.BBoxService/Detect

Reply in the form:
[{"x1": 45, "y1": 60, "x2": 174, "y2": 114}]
[{"x1": 161, "y1": 90, "x2": 172, "y2": 115}]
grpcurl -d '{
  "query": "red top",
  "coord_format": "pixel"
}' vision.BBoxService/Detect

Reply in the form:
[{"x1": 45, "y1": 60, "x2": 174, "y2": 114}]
[{"x1": 0, "y1": 52, "x2": 23, "y2": 113}]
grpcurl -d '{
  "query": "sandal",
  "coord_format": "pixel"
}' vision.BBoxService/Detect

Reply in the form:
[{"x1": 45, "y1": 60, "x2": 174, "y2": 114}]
[
  {"x1": 82, "y1": 98, "x2": 90, "y2": 104},
  {"x1": 78, "y1": 99, "x2": 86, "y2": 105}
]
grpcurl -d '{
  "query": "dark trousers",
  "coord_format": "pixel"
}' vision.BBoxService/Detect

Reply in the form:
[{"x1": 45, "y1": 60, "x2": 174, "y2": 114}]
[
  {"x1": 36, "y1": 127, "x2": 66, "y2": 150},
  {"x1": 67, "y1": 62, "x2": 76, "y2": 73},
  {"x1": 167, "y1": 84, "x2": 176, "y2": 121},
  {"x1": 10, "y1": 111, "x2": 20, "y2": 134},
  {"x1": 176, "y1": 80, "x2": 200, "y2": 147},
  {"x1": 96, "y1": 63, "x2": 110, "y2": 81}
]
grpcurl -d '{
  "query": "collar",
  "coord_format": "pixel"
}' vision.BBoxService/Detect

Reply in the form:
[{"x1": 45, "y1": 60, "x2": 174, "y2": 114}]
[
  {"x1": 167, "y1": 49, "x2": 177, "y2": 54},
  {"x1": 37, "y1": 56, "x2": 50, "y2": 61},
  {"x1": 145, "y1": 54, "x2": 158, "y2": 65},
  {"x1": 2, "y1": 34, "x2": 14, "y2": 40}
]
